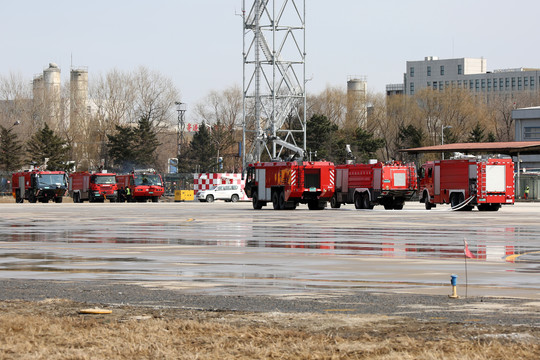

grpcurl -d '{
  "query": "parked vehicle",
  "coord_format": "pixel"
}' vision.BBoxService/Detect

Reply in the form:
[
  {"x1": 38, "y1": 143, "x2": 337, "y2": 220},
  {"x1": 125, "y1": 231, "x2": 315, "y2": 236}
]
[
  {"x1": 419, "y1": 157, "x2": 515, "y2": 211},
  {"x1": 332, "y1": 161, "x2": 417, "y2": 210},
  {"x1": 116, "y1": 169, "x2": 164, "y2": 202},
  {"x1": 69, "y1": 171, "x2": 118, "y2": 203},
  {"x1": 197, "y1": 184, "x2": 243, "y2": 203},
  {"x1": 12, "y1": 170, "x2": 67, "y2": 203},
  {"x1": 244, "y1": 161, "x2": 335, "y2": 210}
]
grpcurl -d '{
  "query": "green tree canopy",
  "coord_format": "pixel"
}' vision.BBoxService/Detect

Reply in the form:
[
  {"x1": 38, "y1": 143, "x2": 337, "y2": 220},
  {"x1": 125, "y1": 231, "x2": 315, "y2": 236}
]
[
  {"x1": 26, "y1": 123, "x2": 71, "y2": 171},
  {"x1": 107, "y1": 116, "x2": 161, "y2": 172},
  {"x1": 0, "y1": 125, "x2": 23, "y2": 172},
  {"x1": 185, "y1": 122, "x2": 216, "y2": 172},
  {"x1": 306, "y1": 114, "x2": 338, "y2": 161}
]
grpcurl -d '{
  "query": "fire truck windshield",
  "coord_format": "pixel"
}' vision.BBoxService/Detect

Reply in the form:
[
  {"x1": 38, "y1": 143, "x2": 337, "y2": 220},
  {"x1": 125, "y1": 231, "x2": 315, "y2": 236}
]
[
  {"x1": 133, "y1": 174, "x2": 162, "y2": 186},
  {"x1": 37, "y1": 174, "x2": 66, "y2": 187},
  {"x1": 94, "y1": 175, "x2": 116, "y2": 185}
]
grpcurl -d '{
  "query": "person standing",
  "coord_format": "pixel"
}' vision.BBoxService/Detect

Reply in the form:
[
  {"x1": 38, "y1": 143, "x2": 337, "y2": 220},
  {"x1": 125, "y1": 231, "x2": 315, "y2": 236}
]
[{"x1": 524, "y1": 185, "x2": 530, "y2": 199}]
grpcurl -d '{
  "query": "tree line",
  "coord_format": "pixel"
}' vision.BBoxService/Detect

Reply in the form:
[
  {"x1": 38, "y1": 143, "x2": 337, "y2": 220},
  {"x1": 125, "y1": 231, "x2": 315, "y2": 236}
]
[{"x1": 2, "y1": 67, "x2": 540, "y2": 174}]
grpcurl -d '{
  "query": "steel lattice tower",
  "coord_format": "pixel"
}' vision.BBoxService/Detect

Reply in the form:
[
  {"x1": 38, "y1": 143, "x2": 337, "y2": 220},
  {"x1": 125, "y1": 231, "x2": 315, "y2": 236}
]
[{"x1": 242, "y1": 0, "x2": 306, "y2": 170}]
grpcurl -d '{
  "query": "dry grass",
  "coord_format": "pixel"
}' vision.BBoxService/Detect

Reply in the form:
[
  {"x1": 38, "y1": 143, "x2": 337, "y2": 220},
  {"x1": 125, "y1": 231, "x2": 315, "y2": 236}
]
[{"x1": 0, "y1": 299, "x2": 538, "y2": 359}]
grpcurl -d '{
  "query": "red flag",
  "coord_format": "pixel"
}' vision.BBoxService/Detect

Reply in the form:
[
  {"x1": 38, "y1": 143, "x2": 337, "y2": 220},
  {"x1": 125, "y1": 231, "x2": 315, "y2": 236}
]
[{"x1": 463, "y1": 238, "x2": 476, "y2": 259}]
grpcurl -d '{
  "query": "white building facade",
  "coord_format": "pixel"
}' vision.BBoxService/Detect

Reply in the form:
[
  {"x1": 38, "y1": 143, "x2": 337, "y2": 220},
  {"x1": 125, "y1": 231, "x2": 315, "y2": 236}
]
[{"x1": 402, "y1": 56, "x2": 540, "y2": 96}]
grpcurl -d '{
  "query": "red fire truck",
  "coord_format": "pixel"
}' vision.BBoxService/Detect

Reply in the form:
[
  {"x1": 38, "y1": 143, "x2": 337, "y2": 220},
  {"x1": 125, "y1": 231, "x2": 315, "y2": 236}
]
[
  {"x1": 419, "y1": 157, "x2": 515, "y2": 211},
  {"x1": 331, "y1": 161, "x2": 418, "y2": 210},
  {"x1": 244, "y1": 161, "x2": 335, "y2": 210},
  {"x1": 12, "y1": 170, "x2": 67, "y2": 203},
  {"x1": 68, "y1": 171, "x2": 118, "y2": 203},
  {"x1": 116, "y1": 169, "x2": 164, "y2": 202}
]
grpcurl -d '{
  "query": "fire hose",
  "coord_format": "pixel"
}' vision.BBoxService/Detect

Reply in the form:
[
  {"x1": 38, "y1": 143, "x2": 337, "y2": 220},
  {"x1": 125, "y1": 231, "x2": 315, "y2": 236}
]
[{"x1": 450, "y1": 195, "x2": 475, "y2": 211}]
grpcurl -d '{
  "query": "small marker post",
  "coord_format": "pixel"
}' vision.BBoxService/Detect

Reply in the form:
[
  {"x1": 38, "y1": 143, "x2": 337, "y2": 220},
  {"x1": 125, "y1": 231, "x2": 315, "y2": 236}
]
[{"x1": 449, "y1": 274, "x2": 459, "y2": 299}]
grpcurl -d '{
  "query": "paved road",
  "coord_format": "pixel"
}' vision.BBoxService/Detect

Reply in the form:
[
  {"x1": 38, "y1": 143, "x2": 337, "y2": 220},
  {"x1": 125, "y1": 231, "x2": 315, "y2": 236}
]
[{"x1": 0, "y1": 201, "x2": 539, "y2": 300}]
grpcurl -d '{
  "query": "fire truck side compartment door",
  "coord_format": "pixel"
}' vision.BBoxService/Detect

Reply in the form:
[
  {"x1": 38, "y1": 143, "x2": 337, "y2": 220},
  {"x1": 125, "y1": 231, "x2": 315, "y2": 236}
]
[
  {"x1": 469, "y1": 164, "x2": 477, "y2": 179},
  {"x1": 18, "y1": 176, "x2": 25, "y2": 197},
  {"x1": 256, "y1": 169, "x2": 268, "y2": 201},
  {"x1": 485, "y1": 165, "x2": 506, "y2": 192},
  {"x1": 434, "y1": 165, "x2": 441, "y2": 195},
  {"x1": 84, "y1": 176, "x2": 90, "y2": 191},
  {"x1": 373, "y1": 168, "x2": 381, "y2": 189}
]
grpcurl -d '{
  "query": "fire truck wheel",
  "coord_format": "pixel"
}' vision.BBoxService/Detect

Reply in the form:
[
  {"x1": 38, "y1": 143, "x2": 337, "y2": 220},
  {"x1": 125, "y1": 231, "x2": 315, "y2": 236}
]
[
  {"x1": 15, "y1": 191, "x2": 23, "y2": 203},
  {"x1": 393, "y1": 203, "x2": 404, "y2": 210},
  {"x1": 450, "y1": 194, "x2": 461, "y2": 209},
  {"x1": 354, "y1": 193, "x2": 363, "y2": 209},
  {"x1": 231, "y1": 194, "x2": 239, "y2": 203},
  {"x1": 55, "y1": 197, "x2": 63, "y2": 203},
  {"x1": 363, "y1": 193, "x2": 373, "y2": 209},
  {"x1": 29, "y1": 194, "x2": 37, "y2": 203},
  {"x1": 206, "y1": 195, "x2": 214, "y2": 203},
  {"x1": 278, "y1": 192, "x2": 286, "y2": 210},
  {"x1": 330, "y1": 195, "x2": 341, "y2": 209},
  {"x1": 272, "y1": 191, "x2": 280, "y2": 210},
  {"x1": 152, "y1": 196, "x2": 159, "y2": 203},
  {"x1": 424, "y1": 196, "x2": 432, "y2": 210},
  {"x1": 383, "y1": 203, "x2": 393, "y2": 210},
  {"x1": 252, "y1": 192, "x2": 263, "y2": 209}
]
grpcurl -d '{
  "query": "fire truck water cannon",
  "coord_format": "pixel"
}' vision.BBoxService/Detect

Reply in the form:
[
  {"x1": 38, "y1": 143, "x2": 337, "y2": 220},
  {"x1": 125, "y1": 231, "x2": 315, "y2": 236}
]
[{"x1": 12, "y1": 170, "x2": 68, "y2": 203}]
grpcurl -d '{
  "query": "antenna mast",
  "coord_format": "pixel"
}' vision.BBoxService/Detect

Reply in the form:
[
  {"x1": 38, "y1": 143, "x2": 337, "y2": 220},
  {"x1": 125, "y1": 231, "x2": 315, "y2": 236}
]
[{"x1": 242, "y1": 0, "x2": 306, "y2": 169}]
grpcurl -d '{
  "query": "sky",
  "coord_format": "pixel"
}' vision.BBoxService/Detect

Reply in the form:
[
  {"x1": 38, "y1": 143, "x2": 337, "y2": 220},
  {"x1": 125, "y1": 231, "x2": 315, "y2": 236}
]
[{"x1": 2, "y1": 0, "x2": 540, "y2": 122}]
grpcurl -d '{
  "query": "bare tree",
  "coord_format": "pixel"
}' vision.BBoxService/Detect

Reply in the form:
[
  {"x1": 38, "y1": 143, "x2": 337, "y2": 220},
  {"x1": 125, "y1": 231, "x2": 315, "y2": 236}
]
[
  {"x1": 307, "y1": 85, "x2": 347, "y2": 128},
  {"x1": 195, "y1": 85, "x2": 242, "y2": 171}
]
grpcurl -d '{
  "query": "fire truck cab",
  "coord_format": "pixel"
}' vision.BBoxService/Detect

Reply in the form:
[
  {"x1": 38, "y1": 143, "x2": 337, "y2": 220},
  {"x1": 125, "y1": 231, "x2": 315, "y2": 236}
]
[
  {"x1": 12, "y1": 170, "x2": 67, "y2": 203},
  {"x1": 116, "y1": 169, "x2": 164, "y2": 202},
  {"x1": 69, "y1": 171, "x2": 118, "y2": 203}
]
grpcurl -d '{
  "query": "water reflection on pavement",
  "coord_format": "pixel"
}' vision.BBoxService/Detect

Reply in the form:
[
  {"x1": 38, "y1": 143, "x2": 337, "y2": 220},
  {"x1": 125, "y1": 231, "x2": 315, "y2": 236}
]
[{"x1": 0, "y1": 202, "x2": 539, "y2": 298}]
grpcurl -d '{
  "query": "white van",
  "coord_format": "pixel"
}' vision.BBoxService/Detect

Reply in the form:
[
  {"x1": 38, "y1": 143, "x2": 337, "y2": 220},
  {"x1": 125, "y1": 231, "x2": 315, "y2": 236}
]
[{"x1": 197, "y1": 184, "x2": 243, "y2": 203}]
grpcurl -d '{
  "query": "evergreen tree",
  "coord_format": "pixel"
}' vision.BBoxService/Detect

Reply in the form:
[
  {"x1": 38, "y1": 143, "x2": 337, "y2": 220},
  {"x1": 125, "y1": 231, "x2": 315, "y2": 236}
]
[
  {"x1": 353, "y1": 127, "x2": 385, "y2": 163},
  {"x1": 134, "y1": 116, "x2": 160, "y2": 167},
  {"x1": 186, "y1": 122, "x2": 215, "y2": 172},
  {"x1": 467, "y1": 122, "x2": 486, "y2": 142},
  {"x1": 306, "y1": 114, "x2": 338, "y2": 161},
  {"x1": 0, "y1": 125, "x2": 23, "y2": 172},
  {"x1": 26, "y1": 123, "x2": 71, "y2": 171},
  {"x1": 107, "y1": 116, "x2": 161, "y2": 172},
  {"x1": 397, "y1": 124, "x2": 425, "y2": 149}
]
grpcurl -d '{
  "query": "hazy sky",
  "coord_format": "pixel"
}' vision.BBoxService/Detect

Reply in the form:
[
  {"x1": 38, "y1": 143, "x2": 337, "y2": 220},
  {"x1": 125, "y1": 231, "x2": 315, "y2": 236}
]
[{"x1": 2, "y1": 0, "x2": 539, "y2": 122}]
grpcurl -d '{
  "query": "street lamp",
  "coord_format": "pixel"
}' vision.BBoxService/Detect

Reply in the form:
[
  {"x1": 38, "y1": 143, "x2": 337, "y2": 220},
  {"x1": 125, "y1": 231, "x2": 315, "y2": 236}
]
[
  {"x1": 175, "y1": 102, "x2": 187, "y2": 159},
  {"x1": 441, "y1": 125, "x2": 452, "y2": 160}
]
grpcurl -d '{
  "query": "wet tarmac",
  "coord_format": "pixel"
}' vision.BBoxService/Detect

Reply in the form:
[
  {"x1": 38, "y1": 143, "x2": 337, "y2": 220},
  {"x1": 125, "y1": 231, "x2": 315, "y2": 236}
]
[{"x1": 0, "y1": 201, "x2": 539, "y2": 299}]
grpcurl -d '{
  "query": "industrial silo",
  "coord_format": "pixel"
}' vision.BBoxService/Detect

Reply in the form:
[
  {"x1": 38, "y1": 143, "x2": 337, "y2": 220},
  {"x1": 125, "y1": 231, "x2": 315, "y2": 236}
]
[
  {"x1": 346, "y1": 76, "x2": 367, "y2": 129},
  {"x1": 70, "y1": 67, "x2": 88, "y2": 129}
]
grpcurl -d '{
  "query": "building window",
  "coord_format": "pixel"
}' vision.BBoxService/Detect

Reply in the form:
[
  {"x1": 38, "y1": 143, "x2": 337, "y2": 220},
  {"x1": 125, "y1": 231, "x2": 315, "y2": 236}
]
[
  {"x1": 427, "y1": 66, "x2": 431, "y2": 76},
  {"x1": 410, "y1": 82, "x2": 415, "y2": 94},
  {"x1": 524, "y1": 127, "x2": 540, "y2": 140},
  {"x1": 531, "y1": 77, "x2": 535, "y2": 88},
  {"x1": 493, "y1": 78, "x2": 497, "y2": 91},
  {"x1": 469, "y1": 80, "x2": 474, "y2": 90},
  {"x1": 475, "y1": 79, "x2": 480, "y2": 90},
  {"x1": 511, "y1": 77, "x2": 516, "y2": 90},
  {"x1": 518, "y1": 77, "x2": 522, "y2": 90},
  {"x1": 500, "y1": 78, "x2": 504, "y2": 89},
  {"x1": 505, "y1": 78, "x2": 510, "y2": 89},
  {"x1": 433, "y1": 81, "x2": 437, "y2": 90},
  {"x1": 440, "y1": 82, "x2": 444, "y2": 91},
  {"x1": 525, "y1": 77, "x2": 529, "y2": 87},
  {"x1": 457, "y1": 64, "x2": 463, "y2": 75},
  {"x1": 487, "y1": 79, "x2": 491, "y2": 91},
  {"x1": 457, "y1": 80, "x2": 462, "y2": 87},
  {"x1": 427, "y1": 81, "x2": 431, "y2": 87},
  {"x1": 410, "y1": 67, "x2": 415, "y2": 77},
  {"x1": 440, "y1": 65, "x2": 445, "y2": 76}
]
